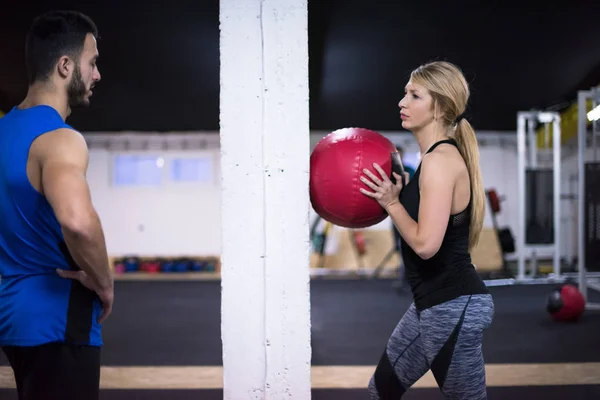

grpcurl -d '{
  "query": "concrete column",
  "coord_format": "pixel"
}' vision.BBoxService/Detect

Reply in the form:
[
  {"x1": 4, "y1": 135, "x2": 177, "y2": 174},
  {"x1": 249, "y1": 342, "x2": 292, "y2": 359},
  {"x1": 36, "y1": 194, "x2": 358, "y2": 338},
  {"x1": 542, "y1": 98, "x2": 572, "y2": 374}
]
[{"x1": 219, "y1": 0, "x2": 311, "y2": 399}]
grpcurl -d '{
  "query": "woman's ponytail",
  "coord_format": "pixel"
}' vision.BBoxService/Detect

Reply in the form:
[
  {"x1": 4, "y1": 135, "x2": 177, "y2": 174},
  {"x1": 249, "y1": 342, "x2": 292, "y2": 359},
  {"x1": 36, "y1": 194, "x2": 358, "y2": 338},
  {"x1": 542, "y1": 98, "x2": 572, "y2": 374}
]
[{"x1": 453, "y1": 119, "x2": 485, "y2": 250}]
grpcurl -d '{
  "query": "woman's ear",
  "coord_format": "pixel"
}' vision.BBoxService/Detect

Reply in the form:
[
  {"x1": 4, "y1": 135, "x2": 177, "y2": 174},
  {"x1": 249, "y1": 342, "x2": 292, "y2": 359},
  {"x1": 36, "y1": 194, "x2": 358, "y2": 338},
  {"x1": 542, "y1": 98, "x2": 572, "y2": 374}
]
[
  {"x1": 434, "y1": 101, "x2": 446, "y2": 122},
  {"x1": 432, "y1": 101, "x2": 440, "y2": 120}
]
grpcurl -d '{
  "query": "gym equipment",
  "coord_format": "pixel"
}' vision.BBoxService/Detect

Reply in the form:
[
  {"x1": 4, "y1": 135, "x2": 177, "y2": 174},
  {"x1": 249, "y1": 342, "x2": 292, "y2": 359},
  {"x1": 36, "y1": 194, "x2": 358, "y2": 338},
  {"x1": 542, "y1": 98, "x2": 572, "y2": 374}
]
[
  {"x1": 371, "y1": 245, "x2": 397, "y2": 278},
  {"x1": 191, "y1": 260, "x2": 204, "y2": 271},
  {"x1": 546, "y1": 284, "x2": 586, "y2": 322},
  {"x1": 584, "y1": 163, "x2": 600, "y2": 272},
  {"x1": 525, "y1": 169, "x2": 555, "y2": 244},
  {"x1": 204, "y1": 260, "x2": 216, "y2": 272},
  {"x1": 175, "y1": 259, "x2": 189, "y2": 272},
  {"x1": 147, "y1": 262, "x2": 160, "y2": 273},
  {"x1": 577, "y1": 87, "x2": 600, "y2": 312},
  {"x1": 489, "y1": 91, "x2": 600, "y2": 315},
  {"x1": 487, "y1": 189, "x2": 501, "y2": 213},
  {"x1": 161, "y1": 259, "x2": 175, "y2": 272},
  {"x1": 353, "y1": 231, "x2": 366, "y2": 256},
  {"x1": 517, "y1": 111, "x2": 562, "y2": 281},
  {"x1": 309, "y1": 213, "x2": 368, "y2": 272},
  {"x1": 309, "y1": 215, "x2": 333, "y2": 269},
  {"x1": 349, "y1": 230, "x2": 366, "y2": 271},
  {"x1": 310, "y1": 127, "x2": 405, "y2": 229},
  {"x1": 113, "y1": 262, "x2": 125, "y2": 274},
  {"x1": 123, "y1": 257, "x2": 140, "y2": 272},
  {"x1": 140, "y1": 260, "x2": 160, "y2": 273},
  {"x1": 486, "y1": 189, "x2": 514, "y2": 276}
]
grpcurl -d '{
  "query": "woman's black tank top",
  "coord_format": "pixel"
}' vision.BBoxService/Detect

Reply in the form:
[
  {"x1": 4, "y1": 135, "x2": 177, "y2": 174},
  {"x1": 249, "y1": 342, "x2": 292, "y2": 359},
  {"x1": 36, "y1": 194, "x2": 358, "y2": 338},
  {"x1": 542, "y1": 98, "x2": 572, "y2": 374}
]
[{"x1": 399, "y1": 138, "x2": 489, "y2": 311}]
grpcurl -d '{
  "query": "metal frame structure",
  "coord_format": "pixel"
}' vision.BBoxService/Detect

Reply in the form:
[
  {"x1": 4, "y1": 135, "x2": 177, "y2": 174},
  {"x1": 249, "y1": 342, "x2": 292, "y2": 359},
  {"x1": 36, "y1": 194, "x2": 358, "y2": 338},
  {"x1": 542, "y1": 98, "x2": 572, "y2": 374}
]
[
  {"x1": 488, "y1": 92, "x2": 600, "y2": 316},
  {"x1": 577, "y1": 87, "x2": 600, "y2": 311},
  {"x1": 516, "y1": 111, "x2": 562, "y2": 282}
]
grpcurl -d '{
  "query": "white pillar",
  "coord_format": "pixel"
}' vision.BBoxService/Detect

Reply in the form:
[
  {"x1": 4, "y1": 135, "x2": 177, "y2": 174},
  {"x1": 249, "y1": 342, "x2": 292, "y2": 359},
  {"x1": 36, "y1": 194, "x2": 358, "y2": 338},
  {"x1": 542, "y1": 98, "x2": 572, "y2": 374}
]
[{"x1": 219, "y1": 0, "x2": 311, "y2": 399}]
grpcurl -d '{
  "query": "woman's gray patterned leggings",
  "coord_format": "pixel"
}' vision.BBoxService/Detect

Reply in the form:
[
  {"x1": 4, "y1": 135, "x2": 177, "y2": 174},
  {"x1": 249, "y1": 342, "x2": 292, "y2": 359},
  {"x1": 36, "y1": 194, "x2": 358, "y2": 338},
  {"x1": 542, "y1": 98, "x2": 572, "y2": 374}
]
[{"x1": 368, "y1": 294, "x2": 495, "y2": 399}]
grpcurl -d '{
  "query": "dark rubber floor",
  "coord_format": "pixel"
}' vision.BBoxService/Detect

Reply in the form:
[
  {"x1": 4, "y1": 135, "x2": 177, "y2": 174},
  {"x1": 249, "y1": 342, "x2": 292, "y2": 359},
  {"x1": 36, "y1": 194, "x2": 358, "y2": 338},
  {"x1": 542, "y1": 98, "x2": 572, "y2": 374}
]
[
  {"x1": 1, "y1": 386, "x2": 600, "y2": 399},
  {"x1": 1, "y1": 279, "x2": 599, "y2": 399},
  {"x1": 310, "y1": 280, "x2": 600, "y2": 365},
  {"x1": 1, "y1": 279, "x2": 599, "y2": 366}
]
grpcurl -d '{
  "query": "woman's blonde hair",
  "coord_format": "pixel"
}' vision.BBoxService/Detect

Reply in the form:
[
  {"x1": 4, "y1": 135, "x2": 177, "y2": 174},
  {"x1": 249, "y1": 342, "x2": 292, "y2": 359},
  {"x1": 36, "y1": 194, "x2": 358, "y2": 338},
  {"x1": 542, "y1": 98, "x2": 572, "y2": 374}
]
[{"x1": 410, "y1": 61, "x2": 484, "y2": 250}]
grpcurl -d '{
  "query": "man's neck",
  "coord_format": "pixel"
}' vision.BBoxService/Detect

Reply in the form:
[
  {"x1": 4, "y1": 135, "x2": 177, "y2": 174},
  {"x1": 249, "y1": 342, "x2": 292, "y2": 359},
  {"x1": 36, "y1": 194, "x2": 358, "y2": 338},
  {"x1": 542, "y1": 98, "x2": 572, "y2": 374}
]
[{"x1": 18, "y1": 82, "x2": 71, "y2": 121}]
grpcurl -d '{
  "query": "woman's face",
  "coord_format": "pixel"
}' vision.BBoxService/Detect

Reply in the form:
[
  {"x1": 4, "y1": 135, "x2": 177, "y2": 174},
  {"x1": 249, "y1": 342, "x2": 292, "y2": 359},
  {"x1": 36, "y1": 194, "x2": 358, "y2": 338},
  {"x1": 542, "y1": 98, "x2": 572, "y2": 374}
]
[{"x1": 398, "y1": 80, "x2": 436, "y2": 131}]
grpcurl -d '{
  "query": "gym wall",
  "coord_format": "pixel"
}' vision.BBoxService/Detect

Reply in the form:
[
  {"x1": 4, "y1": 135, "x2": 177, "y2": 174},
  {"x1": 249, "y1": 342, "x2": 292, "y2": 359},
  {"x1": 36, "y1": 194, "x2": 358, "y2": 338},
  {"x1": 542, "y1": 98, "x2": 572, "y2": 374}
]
[
  {"x1": 84, "y1": 131, "x2": 580, "y2": 263},
  {"x1": 86, "y1": 133, "x2": 222, "y2": 258}
]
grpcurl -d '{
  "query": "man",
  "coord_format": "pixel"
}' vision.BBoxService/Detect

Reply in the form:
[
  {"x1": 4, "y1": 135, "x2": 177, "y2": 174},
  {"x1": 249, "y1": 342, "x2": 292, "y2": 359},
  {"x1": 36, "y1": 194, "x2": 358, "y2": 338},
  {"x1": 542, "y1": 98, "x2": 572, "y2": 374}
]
[
  {"x1": 0, "y1": 10, "x2": 112, "y2": 400},
  {"x1": 392, "y1": 146, "x2": 416, "y2": 292}
]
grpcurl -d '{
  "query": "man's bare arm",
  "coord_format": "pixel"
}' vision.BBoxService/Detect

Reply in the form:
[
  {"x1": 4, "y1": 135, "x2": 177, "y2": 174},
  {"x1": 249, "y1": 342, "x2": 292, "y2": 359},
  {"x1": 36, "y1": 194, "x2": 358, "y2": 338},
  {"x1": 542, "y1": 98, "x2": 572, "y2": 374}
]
[{"x1": 38, "y1": 128, "x2": 113, "y2": 290}]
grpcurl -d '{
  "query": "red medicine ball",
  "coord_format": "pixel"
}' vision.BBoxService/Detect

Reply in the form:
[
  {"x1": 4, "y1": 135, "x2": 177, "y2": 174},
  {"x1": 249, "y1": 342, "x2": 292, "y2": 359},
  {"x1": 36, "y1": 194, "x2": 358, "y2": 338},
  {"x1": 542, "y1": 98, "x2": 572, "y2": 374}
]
[
  {"x1": 310, "y1": 127, "x2": 402, "y2": 229},
  {"x1": 546, "y1": 284, "x2": 586, "y2": 322}
]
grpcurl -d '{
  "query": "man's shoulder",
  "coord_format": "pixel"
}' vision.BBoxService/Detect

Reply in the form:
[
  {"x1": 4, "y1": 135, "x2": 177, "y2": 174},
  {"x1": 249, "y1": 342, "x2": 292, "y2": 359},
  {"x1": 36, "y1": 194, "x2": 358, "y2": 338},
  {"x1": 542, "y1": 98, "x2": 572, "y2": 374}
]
[
  {"x1": 39, "y1": 127, "x2": 85, "y2": 142},
  {"x1": 33, "y1": 128, "x2": 88, "y2": 161}
]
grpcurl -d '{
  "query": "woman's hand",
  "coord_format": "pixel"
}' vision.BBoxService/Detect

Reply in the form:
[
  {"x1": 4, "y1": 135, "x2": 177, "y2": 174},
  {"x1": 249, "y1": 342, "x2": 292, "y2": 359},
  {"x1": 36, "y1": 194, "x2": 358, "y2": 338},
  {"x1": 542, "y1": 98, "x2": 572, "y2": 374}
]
[{"x1": 359, "y1": 163, "x2": 408, "y2": 210}]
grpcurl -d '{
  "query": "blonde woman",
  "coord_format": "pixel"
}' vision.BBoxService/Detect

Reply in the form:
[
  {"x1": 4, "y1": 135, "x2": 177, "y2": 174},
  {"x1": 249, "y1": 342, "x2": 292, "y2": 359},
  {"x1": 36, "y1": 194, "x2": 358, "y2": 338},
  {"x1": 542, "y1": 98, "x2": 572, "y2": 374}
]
[{"x1": 361, "y1": 61, "x2": 494, "y2": 399}]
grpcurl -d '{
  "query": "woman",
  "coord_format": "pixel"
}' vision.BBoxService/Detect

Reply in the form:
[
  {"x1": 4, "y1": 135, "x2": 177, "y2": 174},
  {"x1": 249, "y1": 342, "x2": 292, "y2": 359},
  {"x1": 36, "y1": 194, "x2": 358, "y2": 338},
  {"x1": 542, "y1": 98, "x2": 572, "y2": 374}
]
[{"x1": 360, "y1": 61, "x2": 495, "y2": 399}]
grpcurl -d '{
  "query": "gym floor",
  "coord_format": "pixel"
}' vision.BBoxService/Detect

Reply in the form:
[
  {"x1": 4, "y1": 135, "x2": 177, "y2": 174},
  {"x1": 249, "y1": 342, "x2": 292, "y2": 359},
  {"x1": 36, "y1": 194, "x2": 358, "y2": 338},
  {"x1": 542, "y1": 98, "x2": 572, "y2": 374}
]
[{"x1": 1, "y1": 279, "x2": 599, "y2": 399}]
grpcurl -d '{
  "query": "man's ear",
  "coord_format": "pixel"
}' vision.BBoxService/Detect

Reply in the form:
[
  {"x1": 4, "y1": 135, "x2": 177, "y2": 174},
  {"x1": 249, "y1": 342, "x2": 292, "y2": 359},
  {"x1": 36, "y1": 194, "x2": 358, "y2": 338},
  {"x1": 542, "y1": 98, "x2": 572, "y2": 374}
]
[{"x1": 56, "y1": 56, "x2": 73, "y2": 79}]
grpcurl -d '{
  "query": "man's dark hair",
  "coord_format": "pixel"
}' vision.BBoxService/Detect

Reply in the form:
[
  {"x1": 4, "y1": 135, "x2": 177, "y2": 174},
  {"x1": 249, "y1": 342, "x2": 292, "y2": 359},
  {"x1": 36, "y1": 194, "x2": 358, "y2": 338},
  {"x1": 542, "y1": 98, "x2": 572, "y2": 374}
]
[{"x1": 25, "y1": 10, "x2": 98, "y2": 84}]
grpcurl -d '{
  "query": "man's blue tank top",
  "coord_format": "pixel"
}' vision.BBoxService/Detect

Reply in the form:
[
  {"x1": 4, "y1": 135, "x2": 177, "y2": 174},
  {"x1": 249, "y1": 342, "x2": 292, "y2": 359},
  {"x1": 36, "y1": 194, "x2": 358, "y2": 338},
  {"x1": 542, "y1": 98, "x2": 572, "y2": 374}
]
[{"x1": 0, "y1": 105, "x2": 103, "y2": 347}]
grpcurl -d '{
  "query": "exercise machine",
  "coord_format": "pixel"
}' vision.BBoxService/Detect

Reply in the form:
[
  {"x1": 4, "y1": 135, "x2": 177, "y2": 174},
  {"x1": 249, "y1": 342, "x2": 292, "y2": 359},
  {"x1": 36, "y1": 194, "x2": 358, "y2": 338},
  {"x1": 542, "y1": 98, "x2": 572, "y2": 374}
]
[
  {"x1": 577, "y1": 87, "x2": 600, "y2": 311},
  {"x1": 516, "y1": 111, "x2": 562, "y2": 282},
  {"x1": 485, "y1": 189, "x2": 515, "y2": 278},
  {"x1": 497, "y1": 90, "x2": 600, "y2": 313}
]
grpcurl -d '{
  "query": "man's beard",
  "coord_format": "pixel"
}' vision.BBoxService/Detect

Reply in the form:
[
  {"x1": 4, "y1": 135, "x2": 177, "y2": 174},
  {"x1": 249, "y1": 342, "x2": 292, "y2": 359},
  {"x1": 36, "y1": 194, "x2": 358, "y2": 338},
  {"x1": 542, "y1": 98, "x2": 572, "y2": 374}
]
[{"x1": 67, "y1": 65, "x2": 89, "y2": 108}]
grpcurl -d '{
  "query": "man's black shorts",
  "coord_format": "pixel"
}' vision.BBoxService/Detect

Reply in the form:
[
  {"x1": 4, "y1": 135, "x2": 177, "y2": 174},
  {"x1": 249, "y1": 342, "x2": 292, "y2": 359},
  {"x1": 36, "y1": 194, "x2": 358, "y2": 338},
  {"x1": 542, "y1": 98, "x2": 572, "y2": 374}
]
[{"x1": 2, "y1": 342, "x2": 100, "y2": 400}]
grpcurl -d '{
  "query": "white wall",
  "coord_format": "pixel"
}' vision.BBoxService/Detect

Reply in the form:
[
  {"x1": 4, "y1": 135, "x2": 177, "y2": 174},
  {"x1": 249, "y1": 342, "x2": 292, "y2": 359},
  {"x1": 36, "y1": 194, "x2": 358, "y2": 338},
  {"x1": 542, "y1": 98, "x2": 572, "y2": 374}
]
[
  {"x1": 86, "y1": 134, "x2": 222, "y2": 257},
  {"x1": 86, "y1": 131, "x2": 586, "y2": 261}
]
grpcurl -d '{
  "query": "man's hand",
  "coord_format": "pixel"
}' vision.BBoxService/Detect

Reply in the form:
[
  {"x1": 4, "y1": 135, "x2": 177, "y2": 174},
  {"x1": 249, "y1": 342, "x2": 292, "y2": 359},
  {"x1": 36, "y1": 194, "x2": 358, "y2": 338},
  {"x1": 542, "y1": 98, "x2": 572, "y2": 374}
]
[{"x1": 57, "y1": 269, "x2": 114, "y2": 324}]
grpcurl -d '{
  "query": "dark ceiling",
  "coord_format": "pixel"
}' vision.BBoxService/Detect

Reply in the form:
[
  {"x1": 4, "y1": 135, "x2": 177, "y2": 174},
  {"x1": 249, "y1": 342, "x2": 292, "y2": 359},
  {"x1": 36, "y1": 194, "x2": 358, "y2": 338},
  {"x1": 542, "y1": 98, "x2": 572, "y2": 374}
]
[{"x1": 1, "y1": 1, "x2": 599, "y2": 133}]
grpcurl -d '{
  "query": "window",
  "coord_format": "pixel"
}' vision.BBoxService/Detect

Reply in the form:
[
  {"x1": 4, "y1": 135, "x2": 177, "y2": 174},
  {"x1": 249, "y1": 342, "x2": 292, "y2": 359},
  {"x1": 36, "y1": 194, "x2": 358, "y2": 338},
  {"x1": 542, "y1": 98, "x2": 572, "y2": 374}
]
[
  {"x1": 112, "y1": 155, "x2": 164, "y2": 186},
  {"x1": 170, "y1": 156, "x2": 213, "y2": 183}
]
